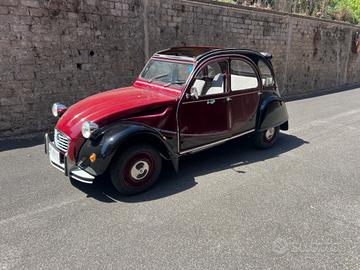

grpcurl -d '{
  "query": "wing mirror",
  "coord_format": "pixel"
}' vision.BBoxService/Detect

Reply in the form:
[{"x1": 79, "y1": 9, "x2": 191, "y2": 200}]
[{"x1": 186, "y1": 87, "x2": 199, "y2": 100}]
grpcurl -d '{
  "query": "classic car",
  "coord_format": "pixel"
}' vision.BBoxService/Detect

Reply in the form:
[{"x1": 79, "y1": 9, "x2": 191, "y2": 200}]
[{"x1": 45, "y1": 47, "x2": 289, "y2": 195}]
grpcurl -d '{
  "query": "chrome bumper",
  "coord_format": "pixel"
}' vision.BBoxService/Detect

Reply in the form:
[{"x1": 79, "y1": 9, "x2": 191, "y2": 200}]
[{"x1": 45, "y1": 133, "x2": 95, "y2": 184}]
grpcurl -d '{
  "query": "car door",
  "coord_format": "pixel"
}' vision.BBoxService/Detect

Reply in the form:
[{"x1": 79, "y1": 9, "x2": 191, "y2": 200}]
[
  {"x1": 229, "y1": 57, "x2": 261, "y2": 135},
  {"x1": 178, "y1": 58, "x2": 231, "y2": 152}
]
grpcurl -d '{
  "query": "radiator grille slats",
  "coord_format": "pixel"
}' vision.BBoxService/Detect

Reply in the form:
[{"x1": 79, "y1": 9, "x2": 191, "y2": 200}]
[{"x1": 54, "y1": 129, "x2": 70, "y2": 153}]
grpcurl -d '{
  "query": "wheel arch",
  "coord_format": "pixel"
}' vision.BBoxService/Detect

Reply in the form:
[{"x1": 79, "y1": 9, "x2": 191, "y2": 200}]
[
  {"x1": 77, "y1": 123, "x2": 179, "y2": 177},
  {"x1": 256, "y1": 94, "x2": 289, "y2": 132},
  {"x1": 112, "y1": 131, "x2": 173, "y2": 162}
]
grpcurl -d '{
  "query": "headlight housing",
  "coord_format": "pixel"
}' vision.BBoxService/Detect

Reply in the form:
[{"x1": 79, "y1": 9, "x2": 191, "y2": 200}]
[
  {"x1": 81, "y1": 121, "x2": 99, "y2": 139},
  {"x1": 52, "y1": 103, "x2": 67, "y2": 117}
]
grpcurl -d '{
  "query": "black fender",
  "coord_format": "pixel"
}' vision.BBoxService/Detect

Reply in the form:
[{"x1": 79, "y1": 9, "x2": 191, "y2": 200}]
[
  {"x1": 256, "y1": 93, "x2": 289, "y2": 132},
  {"x1": 76, "y1": 122, "x2": 179, "y2": 177}
]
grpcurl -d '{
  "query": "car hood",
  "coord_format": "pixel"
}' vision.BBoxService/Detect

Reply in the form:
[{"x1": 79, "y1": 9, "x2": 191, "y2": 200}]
[{"x1": 56, "y1": 86, "x2": 179, "y2": 139}]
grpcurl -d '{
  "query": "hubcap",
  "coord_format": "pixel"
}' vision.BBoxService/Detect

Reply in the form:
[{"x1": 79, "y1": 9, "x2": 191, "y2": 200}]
[
  {"x1": 130, "y1": 160, "x2": 150, "y2": 181},
  {"x1": 265, "y1": 127, "x2": 275, "y2": 140}
]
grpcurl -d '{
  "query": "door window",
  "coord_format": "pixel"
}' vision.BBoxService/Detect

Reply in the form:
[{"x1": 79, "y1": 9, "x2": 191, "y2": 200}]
[
  {"x1": 230, "y1": 60, "x2": 258, "y2": 91},
  {"x1": 192, "y1": 61, "x2": 228, "y2": 96}
]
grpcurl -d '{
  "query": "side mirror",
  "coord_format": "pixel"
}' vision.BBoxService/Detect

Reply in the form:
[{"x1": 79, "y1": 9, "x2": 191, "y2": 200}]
[{"x1": 186, "y1": 87, "x2": 199, "y2": 100}]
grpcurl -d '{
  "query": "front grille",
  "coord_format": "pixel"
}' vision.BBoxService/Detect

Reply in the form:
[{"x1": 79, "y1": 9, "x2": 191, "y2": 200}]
[{"x1": 54, "y1": 129, "x2": 70, "y2": 153}]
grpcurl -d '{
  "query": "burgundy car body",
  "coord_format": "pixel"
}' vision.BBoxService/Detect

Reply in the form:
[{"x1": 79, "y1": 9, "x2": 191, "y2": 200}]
[
  {"x1": 45, "y1": 47, "x2": 289, "y2": 185},
  {"x1": 57, "y1": 85, "x2": 180, "y2": 160}
]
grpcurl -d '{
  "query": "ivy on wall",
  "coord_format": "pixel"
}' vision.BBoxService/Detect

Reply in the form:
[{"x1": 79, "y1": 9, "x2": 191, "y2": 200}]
[{"x1": 215, "y1": 0, "x2": 360, "y2": 25}]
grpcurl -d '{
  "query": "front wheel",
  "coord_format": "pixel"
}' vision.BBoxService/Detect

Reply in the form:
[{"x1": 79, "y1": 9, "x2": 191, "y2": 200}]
[
  {"x1": 253, "y1": 127, "x2": 280, "y2": 149},
  {"x1": 110, "y1": 144, "x2": 162, "y2": 195}
]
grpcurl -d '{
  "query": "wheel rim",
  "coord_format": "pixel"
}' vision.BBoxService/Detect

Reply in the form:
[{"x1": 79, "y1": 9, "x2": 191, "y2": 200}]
[
  {"x1": 264, "y1": 127, "x2": 276, "y2": 141},
  {"x1": 124, "y1": 153, "x2": 155, "y2": 187},
  {"x1": 130, "y1": 160, "x2": 150, "y2": 180}
]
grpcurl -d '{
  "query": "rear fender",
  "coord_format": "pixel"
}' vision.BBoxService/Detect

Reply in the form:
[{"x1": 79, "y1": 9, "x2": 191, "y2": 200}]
[{"x1": 256, "y1": 94, "x2": 289, "y2": 131}]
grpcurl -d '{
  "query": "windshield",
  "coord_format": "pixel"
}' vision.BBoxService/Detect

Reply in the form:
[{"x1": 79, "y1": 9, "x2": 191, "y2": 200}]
[{"x1": 140, "y1": 60, "x2": 193, "y2": 88}]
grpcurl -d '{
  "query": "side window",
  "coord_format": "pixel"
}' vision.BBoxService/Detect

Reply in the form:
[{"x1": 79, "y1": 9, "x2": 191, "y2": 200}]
[
  {"x1": 230, "y1": 59, "x2": 258, "y2": 91},
  {"x1": 192, "y1": 60, "x2": 228, "y2": 96},
  {"x1": 258, "y1": 60, "x2": 275, "y2": 87}
]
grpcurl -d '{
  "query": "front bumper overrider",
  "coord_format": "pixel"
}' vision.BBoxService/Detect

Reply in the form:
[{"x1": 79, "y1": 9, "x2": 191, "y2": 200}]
[{"x1": 44, "y1": 133, "x2": 95, "y2": 184}]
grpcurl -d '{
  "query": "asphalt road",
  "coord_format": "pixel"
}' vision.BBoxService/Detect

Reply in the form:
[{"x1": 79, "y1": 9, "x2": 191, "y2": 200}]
[{"x1": 1, "y1": 88, "x2": 360, "y2": 269}]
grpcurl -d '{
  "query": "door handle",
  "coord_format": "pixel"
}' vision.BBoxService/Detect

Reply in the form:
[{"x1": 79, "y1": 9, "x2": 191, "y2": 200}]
[{"x1": 207, "y1": 99, "x2": 215, "y2": 105}]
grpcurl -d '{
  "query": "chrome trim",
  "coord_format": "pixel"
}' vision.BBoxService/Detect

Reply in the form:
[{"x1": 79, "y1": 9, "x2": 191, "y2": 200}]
[
  {"x1": 182, "y1": 95, "x2": 228, "y2": 105},
  {"x1": 180, "y1": 131, "x2": 229, "y2": 137},
  {"x1": 52, "y1": 103, "x2": 67, "y2": 117},
  {"x1": 44, "y1": 133, "x2": 50, "y2": 154},
  {"x1": 64, "y1": 153, "x2": 69, "y2": 176},
  {"x1": 179, "y1": 129, "x2": 255, "y2": 155},
  {"x1": 54, "y1": 129, "x2": 70, "y2": 153},
  {"x1": 50, "y1": 160, "x2": 65, "y2": 173},
  {"x1": 70, "y1": 175, "x2": 94, "y2": 184},
  {"x1": 70, "y1": 167, "x2": 95, "y2": 184}
]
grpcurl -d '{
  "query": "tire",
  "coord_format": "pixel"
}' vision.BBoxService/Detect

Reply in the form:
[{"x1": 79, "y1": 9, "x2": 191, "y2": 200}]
[
  {"x1": 110, "y1": 144, "x2": 162, "y2": 195},
  {"x1": 253, "y1": 126, "x2": 280, "y2": 149}
]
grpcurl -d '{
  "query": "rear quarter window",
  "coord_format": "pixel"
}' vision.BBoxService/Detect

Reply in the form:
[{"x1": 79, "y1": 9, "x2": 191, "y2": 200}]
[{"x1": 258, "y1": 60, "x2": 275, "y2": 88}]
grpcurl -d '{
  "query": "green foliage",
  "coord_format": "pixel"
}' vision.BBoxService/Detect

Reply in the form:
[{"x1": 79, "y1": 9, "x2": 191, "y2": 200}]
[
  {"x1": 214, "y1": 0, "x2": 360, "y2": 24},
  {"x1": 326, "y1": 0, "x2": 360, "y2": 24}
]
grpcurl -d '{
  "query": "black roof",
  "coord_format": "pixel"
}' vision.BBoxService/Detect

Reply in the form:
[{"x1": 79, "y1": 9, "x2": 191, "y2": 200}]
[
  {"x1": 156, "y1": 46, "x2": 220, "y2": 58},
  {"x1": 155, "y1": 46, "x2": 272, "y2": 62}
]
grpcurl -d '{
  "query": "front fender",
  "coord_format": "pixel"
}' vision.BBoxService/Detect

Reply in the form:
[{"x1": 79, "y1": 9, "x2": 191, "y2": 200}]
[
  {"x1": 76, "y1": 122, "x2": 178, "y2": 176},
  {"x1": 257, "y1": 94, "x2": 289, "y2": 131}
]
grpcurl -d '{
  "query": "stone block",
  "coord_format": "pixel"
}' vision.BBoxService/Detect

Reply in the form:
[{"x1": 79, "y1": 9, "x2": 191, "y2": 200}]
[
  {"x1": 2, "y1": 0, "x2": 19, "y2": 6},
  {"x1": 0, "y1": 6, "x2": 10, "y2": 14},
  {"x1": 20, "y1": 0, "x2": 39, "y2": 8}
]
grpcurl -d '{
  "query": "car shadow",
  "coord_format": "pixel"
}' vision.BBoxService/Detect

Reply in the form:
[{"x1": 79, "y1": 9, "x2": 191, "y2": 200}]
[
  {"x1": 71, "y1": 133, "x2": 309, "y2": 203},
  {"x1": 0, "y1": 133, "x2": 45, "y2": 152}
]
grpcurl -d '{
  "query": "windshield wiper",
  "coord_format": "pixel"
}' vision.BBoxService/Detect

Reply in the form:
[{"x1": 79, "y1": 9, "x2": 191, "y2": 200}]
[
  {"x1": 148, "y1": 74, "x2": 169, "y2": 83},
  {"x1": 164, "y1": 80, "x2": 186, "y2": 87}
]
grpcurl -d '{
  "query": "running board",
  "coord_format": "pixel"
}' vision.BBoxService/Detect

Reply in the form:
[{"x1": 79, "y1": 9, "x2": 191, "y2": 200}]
[{"x1": 180, "y1": 129, "x2": 255, "y2": 155}]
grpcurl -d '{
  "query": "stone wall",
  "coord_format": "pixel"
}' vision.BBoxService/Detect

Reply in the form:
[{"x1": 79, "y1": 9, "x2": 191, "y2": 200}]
[{"x1": 1, "y1": 0, "x2": 360, "y2": 137}]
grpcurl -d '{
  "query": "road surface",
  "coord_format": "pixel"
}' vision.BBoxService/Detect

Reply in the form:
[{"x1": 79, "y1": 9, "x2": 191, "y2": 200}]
[{"x1": 1, "y1": 88, "x2": 360, "y2": 269}]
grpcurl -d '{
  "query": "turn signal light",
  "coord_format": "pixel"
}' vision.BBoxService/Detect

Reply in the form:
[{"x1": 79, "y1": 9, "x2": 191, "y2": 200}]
[{"x1": 89, "y1": 153, "x2": 96, "y2": 163}]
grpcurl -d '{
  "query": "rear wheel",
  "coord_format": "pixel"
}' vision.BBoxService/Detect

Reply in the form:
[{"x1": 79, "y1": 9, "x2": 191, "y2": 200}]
[
  {"x1": 253, "y1": 126, "x2": 280, "y2": 149},
  {"x1": 110, "y1": 144, "x2": 162, "y2": 195}
]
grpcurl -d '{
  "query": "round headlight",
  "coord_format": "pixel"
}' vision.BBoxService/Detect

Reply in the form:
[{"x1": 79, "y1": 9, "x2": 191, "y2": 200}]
[
  {"x1": 52, "y1": 104, "x2": 58, "y2": 117},
  {"x1": 81, "y1": 121, "x2": 99, "y2": 138},
  {"x1": 52, "y1": 103, "x2": 67, "y2": 117}
]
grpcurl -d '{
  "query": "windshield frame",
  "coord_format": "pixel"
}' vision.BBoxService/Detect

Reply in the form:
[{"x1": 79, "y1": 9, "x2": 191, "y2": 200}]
[{"x1": 137, "y1": 57, "x2": 195, "y2": 90}]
